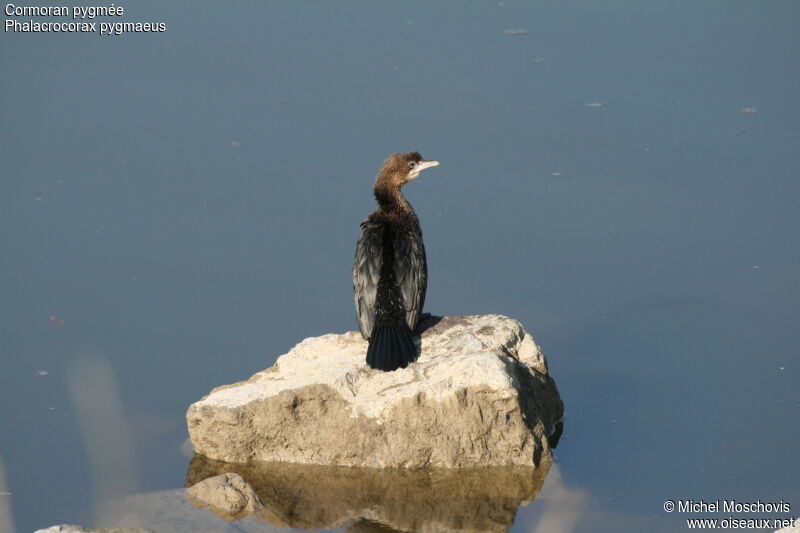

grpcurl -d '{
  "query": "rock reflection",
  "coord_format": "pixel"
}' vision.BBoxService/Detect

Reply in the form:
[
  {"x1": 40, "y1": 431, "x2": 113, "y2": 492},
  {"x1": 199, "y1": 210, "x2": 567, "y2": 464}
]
[{"x1": 187, "y1": 455, "x2": 552, "y2": 533}]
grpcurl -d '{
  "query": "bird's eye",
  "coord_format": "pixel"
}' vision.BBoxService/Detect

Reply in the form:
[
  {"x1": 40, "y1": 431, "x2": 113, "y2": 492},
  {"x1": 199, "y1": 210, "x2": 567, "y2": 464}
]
[{"x1": 408, "y1": 161, "x2": 417, "y2": 168}]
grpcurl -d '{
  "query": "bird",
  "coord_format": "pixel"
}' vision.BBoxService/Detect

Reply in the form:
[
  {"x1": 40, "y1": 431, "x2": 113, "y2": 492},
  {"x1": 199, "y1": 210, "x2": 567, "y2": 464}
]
[{"x1": 353, "y1": 152, "x2": 439, "y2": 371}]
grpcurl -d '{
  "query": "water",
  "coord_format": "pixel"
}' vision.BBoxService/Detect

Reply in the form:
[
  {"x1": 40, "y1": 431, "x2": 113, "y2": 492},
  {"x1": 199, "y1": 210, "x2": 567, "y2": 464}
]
[{"x1": 2, "y1": 1, "x2": 798, "y2": 531}]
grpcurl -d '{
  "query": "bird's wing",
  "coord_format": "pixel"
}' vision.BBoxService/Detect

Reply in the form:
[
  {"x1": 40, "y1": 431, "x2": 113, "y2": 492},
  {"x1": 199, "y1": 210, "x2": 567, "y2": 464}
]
[
  {"x1": 353, "y1": 216, "x2": 383, "y2": 339},
  {"x1": 394, "y1": 225, "x2": 427, "y2": 333}
]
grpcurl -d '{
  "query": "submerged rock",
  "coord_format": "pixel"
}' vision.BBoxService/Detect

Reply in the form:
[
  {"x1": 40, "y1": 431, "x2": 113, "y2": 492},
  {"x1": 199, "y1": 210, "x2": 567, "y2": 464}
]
[
  {"x1": 186, "y1": 472, "x2": 263, "y2": 520},
  {"x1": 187, "y1": 314, "x2": 563, "y2": 468},
  {"x1": 37, "y1": 489, "x2": 284, "y2": 533}
]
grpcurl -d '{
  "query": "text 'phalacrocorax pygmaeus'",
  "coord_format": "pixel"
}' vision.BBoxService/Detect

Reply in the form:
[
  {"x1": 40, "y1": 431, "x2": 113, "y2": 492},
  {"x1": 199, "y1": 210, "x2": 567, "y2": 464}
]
[{"x1": 353, "y1": 152, "x2": 439, "y2": 371}]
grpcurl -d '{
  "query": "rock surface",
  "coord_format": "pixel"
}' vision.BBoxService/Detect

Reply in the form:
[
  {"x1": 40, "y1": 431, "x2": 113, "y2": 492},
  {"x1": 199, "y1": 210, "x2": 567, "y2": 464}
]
[
  {"x1": 187, "y1": 314, "x2": 563, "y2": 468},
  {"x1": 187, "y1": 472, "x2": 263, "y2": 520},
  {"x1": 35, "y1": 527, "x2": 150, "y2": 533}
]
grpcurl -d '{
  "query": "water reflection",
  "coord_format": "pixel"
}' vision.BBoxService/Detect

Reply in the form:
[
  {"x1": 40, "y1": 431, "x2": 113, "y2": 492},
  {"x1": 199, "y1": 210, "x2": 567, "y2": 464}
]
[
  {"x1": 186, "y1": 455, "x2": 552, "y2": 533},
  {"x1": 66, "y1": 356, "x2": 138, "y2": 526},
  {"x1": 526, "y1": 463, "x2": 587, "y2": 533},
  {"x1": 0, "y1": 456, "x2": 15, "y2": 533}
]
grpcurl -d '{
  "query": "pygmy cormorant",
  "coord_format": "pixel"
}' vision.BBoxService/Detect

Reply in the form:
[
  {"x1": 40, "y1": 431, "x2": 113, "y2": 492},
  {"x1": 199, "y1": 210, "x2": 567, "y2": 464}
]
[{"x1": 353, "y1": 152, "x2": 439, "y2": 371}]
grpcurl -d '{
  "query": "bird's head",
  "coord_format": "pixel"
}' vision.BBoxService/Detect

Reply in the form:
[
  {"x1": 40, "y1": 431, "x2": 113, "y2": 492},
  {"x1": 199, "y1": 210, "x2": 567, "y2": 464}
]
[{"x1": 376, "y1": 151, "x2": 440, "y2": 189}]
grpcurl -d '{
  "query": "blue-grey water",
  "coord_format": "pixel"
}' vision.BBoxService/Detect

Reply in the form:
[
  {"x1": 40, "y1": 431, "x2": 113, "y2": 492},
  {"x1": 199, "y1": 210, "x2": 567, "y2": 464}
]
[{"x1": 2, "y1": 1, "x2": 798, "y2": 532}]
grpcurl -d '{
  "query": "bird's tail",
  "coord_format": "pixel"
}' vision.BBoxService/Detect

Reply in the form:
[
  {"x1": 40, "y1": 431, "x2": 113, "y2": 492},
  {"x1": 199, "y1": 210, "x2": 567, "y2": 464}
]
[{"x1": 366, "y1": 325, "x2": 418, "y2": 371}]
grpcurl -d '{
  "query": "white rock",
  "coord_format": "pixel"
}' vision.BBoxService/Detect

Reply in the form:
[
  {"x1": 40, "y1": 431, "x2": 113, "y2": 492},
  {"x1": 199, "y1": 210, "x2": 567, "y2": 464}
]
[{"x1": 187, "y1": 315, "x2": 563, "y2": 468}]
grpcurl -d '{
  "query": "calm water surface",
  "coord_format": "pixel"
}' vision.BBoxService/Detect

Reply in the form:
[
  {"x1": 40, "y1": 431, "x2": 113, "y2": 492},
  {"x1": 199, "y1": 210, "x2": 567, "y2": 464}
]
[{"x1": 1, "y1": 1, "x2": 798, "y2": 532}]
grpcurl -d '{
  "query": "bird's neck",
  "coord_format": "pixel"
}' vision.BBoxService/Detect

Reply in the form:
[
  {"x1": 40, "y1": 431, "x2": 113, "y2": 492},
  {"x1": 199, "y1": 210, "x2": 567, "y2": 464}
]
[{"x1": 374, "y1": 183, "x2": 412, "y2": 215}]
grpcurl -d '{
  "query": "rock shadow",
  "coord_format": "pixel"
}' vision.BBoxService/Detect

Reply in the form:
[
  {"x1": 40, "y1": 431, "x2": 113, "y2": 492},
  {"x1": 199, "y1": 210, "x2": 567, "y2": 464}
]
[
  {"x1": 415, "y1": 312, "x2": 443, "y2": 335},
  {"x1": 511, "y1": 359, "x2": 565, "y2": 466},
  {"x1": 404, "y1": 313, "x2": 443, "y2": 364}
]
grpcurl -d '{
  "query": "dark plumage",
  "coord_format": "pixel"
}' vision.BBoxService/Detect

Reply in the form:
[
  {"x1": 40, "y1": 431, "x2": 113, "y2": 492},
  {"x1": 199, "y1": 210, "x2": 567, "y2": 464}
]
[{"x1": 353, "y1": 152, "x2": 440, "y2": 371}]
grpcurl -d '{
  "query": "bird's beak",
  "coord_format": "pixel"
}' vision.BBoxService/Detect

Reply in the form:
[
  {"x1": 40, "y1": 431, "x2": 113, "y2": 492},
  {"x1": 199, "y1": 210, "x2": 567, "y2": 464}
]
[
  {"x1": 408, "y1": 159, "x2": 440, "y2": 181},
  {"x1": 417, "y1": 160, "x2": 440, "y2": 172}
]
